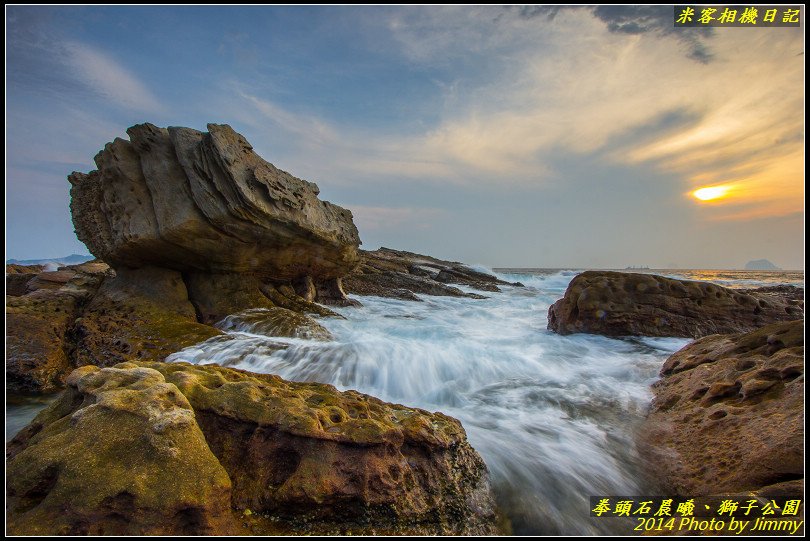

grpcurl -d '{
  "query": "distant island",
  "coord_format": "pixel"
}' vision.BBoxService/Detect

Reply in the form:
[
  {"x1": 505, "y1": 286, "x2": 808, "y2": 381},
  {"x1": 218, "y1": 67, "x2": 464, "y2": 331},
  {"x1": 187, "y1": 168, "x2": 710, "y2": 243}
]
[{"x1": 744, "y1": 259, "x2": 781, "y2": 271}]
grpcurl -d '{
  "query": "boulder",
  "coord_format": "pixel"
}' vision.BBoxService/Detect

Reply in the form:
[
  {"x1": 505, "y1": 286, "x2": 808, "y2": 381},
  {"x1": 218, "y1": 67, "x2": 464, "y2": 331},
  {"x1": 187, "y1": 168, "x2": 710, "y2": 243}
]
[
  {"x1": 7, "y1": 365, "x2": 236, "y2": 535},
  {"x1": 217, "y1": 308, "x2": 333, "y2": 341},
  {"x1": 639, "y1": 320, "x2": 804, "y2": 497},
  {"x1": 548, "y1": 271, "x2": 802, "y2": 338},
  {"x1": 8, "y1": 361, "x2": 498, "y2": 535},
  {"x1": 68, "y1": 123, "x2": 360, "y2": 284}
]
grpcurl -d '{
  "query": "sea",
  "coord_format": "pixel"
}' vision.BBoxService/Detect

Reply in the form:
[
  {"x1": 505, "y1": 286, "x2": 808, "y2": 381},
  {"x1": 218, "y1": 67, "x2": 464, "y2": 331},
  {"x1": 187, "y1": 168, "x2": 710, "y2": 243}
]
[{"x1": 5, "y1": 269, "x2": 804, "y2": 535}]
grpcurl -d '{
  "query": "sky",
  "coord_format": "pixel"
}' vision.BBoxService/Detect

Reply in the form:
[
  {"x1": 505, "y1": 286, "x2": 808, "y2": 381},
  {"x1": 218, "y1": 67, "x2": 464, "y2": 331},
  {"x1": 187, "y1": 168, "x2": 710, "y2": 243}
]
[{"x1": 5, "y1": 6, "x2": 805, "y2": 269}]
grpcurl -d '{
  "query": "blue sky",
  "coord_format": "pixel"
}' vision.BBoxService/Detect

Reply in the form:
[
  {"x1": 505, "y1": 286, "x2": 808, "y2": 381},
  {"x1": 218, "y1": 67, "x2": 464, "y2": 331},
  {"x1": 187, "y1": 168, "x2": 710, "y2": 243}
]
[{"x1": 5, "y1": 6, "x2": 805, "y2": 269}]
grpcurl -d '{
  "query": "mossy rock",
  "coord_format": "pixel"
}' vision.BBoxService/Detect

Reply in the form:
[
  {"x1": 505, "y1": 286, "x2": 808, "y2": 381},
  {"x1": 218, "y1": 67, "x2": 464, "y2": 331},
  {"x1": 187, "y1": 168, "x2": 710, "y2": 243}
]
[
  {"x1": 6, "y1": 365, "x2": 236, "y2": 535},
  {"x1": 216, "y1": 307, "x2": 333, "y2": 341}
]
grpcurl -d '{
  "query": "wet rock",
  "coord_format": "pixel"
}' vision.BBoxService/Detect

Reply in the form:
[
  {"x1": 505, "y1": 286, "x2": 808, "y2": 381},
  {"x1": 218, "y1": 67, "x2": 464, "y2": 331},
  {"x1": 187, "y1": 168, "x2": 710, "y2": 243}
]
[
  {"x1": 6, "y1": 263, "x2": 112, "y2": 392},
  {"x1": 8, "y1": 362, "x2": 498, "y2": 535},
  {"x1": 72, "y1": 267, "x2": 222, "y2": 368},
  {"x1": 6, "y1": 365, "x2": 236, "y2": 535},
  {"x1": 639, "y1": 320, "x2": 804, "y2": 497},
  {"x1": 344, "y1": 247, "x2": 517, "y2": 300},
  {"x1": 184, "y1": 272, "x2": 276, "y2": 324},
  {"x1": 548, "y1": 271, "x2": 802, "y2": 338},
  {"x1": 6, "y1": 290, "x2": 80, "y2": 393},
  {"x1": 6, "y1": 273, "x2": 38, "y2": 296},
  {"x1": 217, "y1": 308, "x2": 333, "y2": 341}
]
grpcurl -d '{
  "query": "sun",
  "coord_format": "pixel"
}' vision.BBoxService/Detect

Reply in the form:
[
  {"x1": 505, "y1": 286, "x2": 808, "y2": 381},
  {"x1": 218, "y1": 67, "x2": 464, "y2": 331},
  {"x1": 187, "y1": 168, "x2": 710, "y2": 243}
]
[{"x1": 692, "y1": 185, "x2": 732, "y2": 201}]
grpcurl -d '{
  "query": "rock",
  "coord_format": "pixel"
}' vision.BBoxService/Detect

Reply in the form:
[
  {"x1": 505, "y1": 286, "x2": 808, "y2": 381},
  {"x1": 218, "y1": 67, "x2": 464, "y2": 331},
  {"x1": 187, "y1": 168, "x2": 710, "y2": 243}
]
[
  {"x1": 314, "y1": 277, "x2": 362, "y2": 307},
  {"x1": 639, "y1": 320, "x2": 803, "y2": 498},
  {"x1": 344, "y1": 248, "x2": 518, "y2": 301},
  {"x1": 6, "y1": 273, "x2": 38, "y2": 296},
  {"x1": 6, "y1": 263, "x2": 111, "y2": 393},
  {"x1": 68, "y1": 123, "x2": 360, "y2": 284},
  {"x1": 6, "y1": 263, "x2": 45, "y2": 274},
  {"x1": 547, "y1": 271, "x2": 802, "y2": 338},
  {"x1": 6, "y1": 365, "x2": 236, "y2": 535},
  {"x1": 26, "y1": 270, "x2": 78, "y2": 291},
  {"x1": 6, "y1": 290, "x2": 80, "y2": 393},
  {"x1": 216, "y1": 308, "x2": 333, "y2": 341},
  {"x1": 742, "y1": 284, "x2": 805, "y2": 304},
  {"x1": 184, "y1": 272, "x2": 276, "y2": 324},
  {"x1": 72, "y1": 267, "x2": 222, "y2": 367},
  {"x1": 8, "y1": 361, "x2": 498, "y2": 535}
]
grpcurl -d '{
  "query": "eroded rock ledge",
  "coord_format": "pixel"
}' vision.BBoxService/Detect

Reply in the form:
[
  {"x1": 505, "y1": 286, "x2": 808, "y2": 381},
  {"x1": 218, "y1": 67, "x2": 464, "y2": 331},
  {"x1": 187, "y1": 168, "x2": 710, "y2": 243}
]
[
  {"x1": 7, "y1": 362, "x2": 498, "y2": 536},
  {"x1": 548, "y1": 271, "x2": 803, "y2": 338},
  {"x1": 344, "y1": 247, "x2": 523, "y2": 301},
  {"x1": 639, "y1": 319, "x2": 804, "y2": 501}
]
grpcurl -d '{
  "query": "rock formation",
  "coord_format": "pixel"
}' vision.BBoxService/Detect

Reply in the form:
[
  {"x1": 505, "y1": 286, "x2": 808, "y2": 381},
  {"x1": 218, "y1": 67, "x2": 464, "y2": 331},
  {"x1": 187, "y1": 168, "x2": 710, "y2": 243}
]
[
  {"x1": 547, "y1": 271, "x2": 803, "y2": 338},
  {"x1": 68, "y1": 122, "x2": 361, "y2": 313},
  {"x1": 7, "y1": 362, "x2": 498, "y2": 535},
  {"x1": 639, "y1": 319, "x2": 803, "y2": 499},
  {"x1": 6, "y1": 262, "x2": 112, "y2": 392},
  {"x1": 69, "y1": 123, "x2": 360, "y2": 282},
  {"x1": 344, "y1": 247, "x2": 522, "y2": 301}
]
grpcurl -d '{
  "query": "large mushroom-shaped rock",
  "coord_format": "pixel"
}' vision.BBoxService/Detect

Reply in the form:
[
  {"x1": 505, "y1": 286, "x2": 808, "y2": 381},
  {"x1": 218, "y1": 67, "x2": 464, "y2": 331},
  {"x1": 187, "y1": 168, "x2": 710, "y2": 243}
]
[
  {"x1": 547, "y1": 271, "x2": 802, "y2": 338},
  {"x1": 68, "y1": 123, "x2": 360, "y2": 280},
  {"x1": 7, "y1": 361, "x2": 498, "y2": 535},
  {"x1": 639, "y1": 319, "x2": 804, "y2": 498}
]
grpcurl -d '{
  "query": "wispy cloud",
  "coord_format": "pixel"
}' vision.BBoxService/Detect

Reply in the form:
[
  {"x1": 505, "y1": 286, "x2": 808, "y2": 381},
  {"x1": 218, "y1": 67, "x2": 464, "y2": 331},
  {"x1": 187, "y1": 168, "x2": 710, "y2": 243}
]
[
  {"x1": 226, "y1": 8, "x2": 802, "y2": 221},
  {"x1": 62, "y1": 42, "x2": 164, "y2": 113}
]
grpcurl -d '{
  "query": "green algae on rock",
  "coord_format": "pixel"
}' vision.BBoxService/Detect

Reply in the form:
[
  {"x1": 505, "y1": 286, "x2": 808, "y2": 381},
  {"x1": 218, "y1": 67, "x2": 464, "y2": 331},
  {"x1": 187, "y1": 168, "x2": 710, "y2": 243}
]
[
  {"x1": 7, "y1": 361, "x2": 499, "y2": 536},
  {"x1": 6, "y1": 365, "x2": 236, "y2": 535},
  {"x1": 216, "y1": 307, "x2": 333, "y2": 341}
]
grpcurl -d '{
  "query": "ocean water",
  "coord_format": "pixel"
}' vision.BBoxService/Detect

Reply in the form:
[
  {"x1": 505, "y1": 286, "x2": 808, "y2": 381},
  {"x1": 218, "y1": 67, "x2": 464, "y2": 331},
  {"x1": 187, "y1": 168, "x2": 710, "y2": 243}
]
[{"x1": 7, "y1": 269, "x2": 803, "y2": 534}]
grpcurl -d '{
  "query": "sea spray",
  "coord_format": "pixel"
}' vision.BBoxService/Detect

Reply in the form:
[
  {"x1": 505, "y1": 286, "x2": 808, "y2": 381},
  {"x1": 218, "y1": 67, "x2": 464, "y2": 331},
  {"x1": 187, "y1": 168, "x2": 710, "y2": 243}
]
[{"x1": 168, "y1": 271, "x2": 691, "y2": 534}]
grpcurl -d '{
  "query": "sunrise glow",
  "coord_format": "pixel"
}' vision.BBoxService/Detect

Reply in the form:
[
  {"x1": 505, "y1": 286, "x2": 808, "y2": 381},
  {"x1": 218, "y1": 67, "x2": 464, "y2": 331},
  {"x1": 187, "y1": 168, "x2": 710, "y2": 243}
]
[{"x1": 692, "y1": 185, "x2": 732, "y2": 202}]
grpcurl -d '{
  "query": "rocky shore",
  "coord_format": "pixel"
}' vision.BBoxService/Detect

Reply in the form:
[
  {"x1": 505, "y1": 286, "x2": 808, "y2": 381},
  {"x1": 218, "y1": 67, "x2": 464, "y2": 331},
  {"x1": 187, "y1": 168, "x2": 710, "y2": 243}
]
[
  {"x1": 5, "y1": 121, "x2": 804, "y2": 535},
  {"x1": 5, "y1": 123, "x2": 504, "y2": 536},
  {"x1": 7, "y1": 362, "x2": 496, "y2": 535},
  {"x1": 547, "y1": 270, "x2": 804, "y2": 527}
]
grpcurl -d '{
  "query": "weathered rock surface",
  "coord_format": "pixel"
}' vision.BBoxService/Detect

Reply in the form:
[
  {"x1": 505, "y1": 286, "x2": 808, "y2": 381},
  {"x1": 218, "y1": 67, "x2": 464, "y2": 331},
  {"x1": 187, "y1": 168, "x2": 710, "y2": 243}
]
[
  {"x1": 217, "y1": 308, "x2": 333, "y2": 341},
  {"x1": 71, "y1": 266, "x2": 223, "y2": 368},
  {"x1": 8, "y1": 362, "x2": 498, "y2": 535},
  {"x1": 68, "y1": 123, "x2": 360, "y2": 282},
  {"x1": 639, "y1": 320, "x2": 804, "y2": 498},
  {"x1": 548, "y1": 271, "x2": 803, "y2": 338},
  {"x1": 6, "y1": 263, "x2": 111, "y2": 392},
  {"x1": 344, "y1": 247, "x2": 521, "y2": 301},
  {"x1": 7, "y1": 365, "x2": 236, "y2": 535},
  {"x1": 6, "y1": 262, "x2": 341, "y2": 393}
]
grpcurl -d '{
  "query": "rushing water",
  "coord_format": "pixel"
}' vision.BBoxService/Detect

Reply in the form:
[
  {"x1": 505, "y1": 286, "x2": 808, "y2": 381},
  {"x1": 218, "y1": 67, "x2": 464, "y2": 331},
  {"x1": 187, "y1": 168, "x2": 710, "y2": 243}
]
[
  {"x1": 168, "y1": 269, "x2": 698, "y2": 535},
  {"x1": 7, "y1": 268, "x2": 802, "y2": 534}
]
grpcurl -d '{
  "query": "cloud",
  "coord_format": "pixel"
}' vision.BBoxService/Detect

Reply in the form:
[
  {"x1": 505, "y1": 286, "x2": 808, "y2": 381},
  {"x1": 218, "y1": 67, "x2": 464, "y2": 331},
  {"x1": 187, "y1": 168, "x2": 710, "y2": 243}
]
[
  {"x1": 62, "y1": 42, "x2": 164, "y2": 113},
  {"x1": 348, "y1": 205, "x2": 445, "y2": 232},
  {"x1": 216, "y1": 8, "x2": 801, "y2": 222}
]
